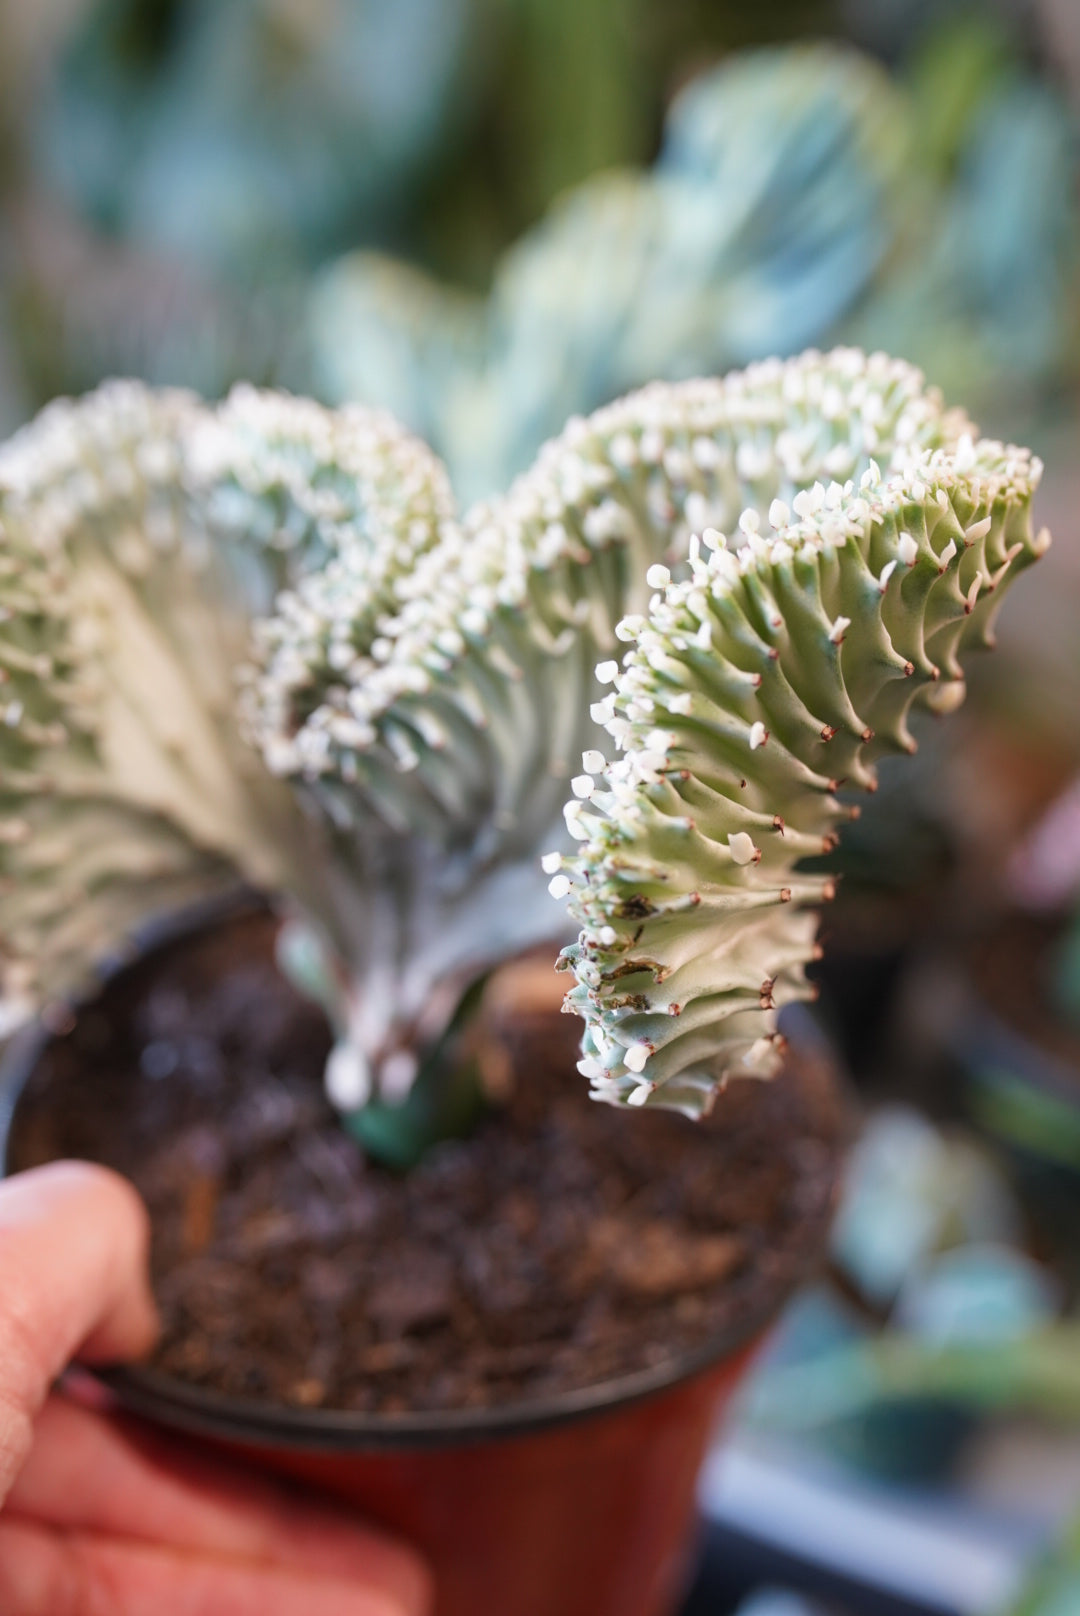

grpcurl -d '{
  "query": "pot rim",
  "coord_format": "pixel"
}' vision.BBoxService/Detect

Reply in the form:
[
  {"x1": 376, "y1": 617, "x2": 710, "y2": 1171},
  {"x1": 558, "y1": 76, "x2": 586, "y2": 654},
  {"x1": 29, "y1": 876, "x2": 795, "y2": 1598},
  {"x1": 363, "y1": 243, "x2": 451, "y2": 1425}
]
[
  {"x1": 0, "y1": 907, "x2": 841, "y2": 1454},
  {"x1": 93, "y1": 1312, "x2": 770, "y2": 1453}
]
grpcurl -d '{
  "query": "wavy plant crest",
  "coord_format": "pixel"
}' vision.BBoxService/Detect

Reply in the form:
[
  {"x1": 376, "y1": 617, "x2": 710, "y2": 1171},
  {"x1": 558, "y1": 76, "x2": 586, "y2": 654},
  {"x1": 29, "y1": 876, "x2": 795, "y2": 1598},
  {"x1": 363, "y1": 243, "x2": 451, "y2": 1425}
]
[
  {"x1": 0, "y1": 381, "x2": 451, "y2": 1027},
  {"x1": 550, "y1": 420, "x2": 1046, "y2": 1116},
  {"x1": 242, "y1": 348, "x2": 1018, "y2": 1114},
  {"x1": 0, "y1": 350, "x2": 1047, "y2": 1155}
]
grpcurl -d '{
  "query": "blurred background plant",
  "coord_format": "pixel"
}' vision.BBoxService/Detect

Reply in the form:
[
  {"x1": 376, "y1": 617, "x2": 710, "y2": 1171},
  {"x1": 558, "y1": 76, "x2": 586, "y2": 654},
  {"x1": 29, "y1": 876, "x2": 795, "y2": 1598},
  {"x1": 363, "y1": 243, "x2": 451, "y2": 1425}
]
[
  {"x1": 312, "y1": 15, "x2": 1076, "y2": 502},
  {"x1": 1, "y1": 1, "x2": 1076, "y2": 455}
]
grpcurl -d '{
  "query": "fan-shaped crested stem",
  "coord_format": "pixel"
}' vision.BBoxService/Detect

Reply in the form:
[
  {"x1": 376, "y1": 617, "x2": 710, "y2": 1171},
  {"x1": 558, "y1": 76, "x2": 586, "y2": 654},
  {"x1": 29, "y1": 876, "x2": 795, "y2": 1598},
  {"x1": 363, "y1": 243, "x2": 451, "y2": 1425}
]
[
  {"x1": 552, "y1": 438, "x2": 1045, "y2": 1115},
  {"x1": 243, "y1": 350, "x2": 987, "y2": 1099},
  {"x1": 0, "y1": 353, "x2": 1049, "y2": 1155}
]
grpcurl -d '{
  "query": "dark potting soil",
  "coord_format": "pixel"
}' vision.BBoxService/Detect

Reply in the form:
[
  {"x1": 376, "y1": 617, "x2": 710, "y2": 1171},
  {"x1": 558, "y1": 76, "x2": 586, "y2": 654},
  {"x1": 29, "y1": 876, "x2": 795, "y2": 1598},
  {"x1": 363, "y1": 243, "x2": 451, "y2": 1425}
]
[{"x1": 8, "y1": 910, "x2": 844, "y2": 1416}]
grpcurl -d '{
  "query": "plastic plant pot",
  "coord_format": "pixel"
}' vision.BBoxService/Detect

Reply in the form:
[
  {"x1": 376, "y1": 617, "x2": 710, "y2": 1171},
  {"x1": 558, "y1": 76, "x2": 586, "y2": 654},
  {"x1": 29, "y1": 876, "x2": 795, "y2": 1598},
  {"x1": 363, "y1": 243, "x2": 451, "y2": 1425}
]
[
  {"x1": 99, "y1": 1344, "x2": 757, "y2": 1616},
  {"x1": 0, "y1": 943, "x2": 843, "y2": 1616}
]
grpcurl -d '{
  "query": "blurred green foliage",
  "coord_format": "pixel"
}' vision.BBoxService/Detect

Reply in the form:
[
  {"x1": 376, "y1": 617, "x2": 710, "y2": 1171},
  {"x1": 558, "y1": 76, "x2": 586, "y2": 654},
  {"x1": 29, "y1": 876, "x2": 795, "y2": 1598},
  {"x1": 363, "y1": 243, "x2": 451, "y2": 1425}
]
[
  {"x1": 312, "y1": 20, "x2": 1076, "y2": 498},
  {"x1": 1008, "y1": 1511, "x2": 1080, "y2": 1616},
  {"x1": 0, "y1": 1, "x2": 1075, "y2": 459},
  {"x1": 313, "y1": 43, "x2": 916, "y2": 499}
]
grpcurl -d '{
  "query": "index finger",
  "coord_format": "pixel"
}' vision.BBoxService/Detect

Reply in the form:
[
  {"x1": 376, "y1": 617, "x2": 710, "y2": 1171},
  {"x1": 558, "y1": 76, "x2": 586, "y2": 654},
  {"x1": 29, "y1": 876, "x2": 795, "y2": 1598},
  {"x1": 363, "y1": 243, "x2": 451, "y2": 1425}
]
[{"x1": 0, "y1": 1161, "x2": 159, "y2": 1506}]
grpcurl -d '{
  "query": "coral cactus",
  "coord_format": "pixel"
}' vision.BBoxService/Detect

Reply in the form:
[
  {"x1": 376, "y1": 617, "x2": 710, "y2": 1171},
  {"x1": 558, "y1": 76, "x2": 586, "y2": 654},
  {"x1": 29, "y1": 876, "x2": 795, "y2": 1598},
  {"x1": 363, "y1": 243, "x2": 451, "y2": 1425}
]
[{"x1": 0, "y1": 350, "x2": 1047, "y2": 1155}]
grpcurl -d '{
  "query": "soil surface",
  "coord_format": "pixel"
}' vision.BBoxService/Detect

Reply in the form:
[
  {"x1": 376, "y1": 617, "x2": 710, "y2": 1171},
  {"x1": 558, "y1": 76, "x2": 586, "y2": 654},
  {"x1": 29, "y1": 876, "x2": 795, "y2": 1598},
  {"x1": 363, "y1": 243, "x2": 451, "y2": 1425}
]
[{"x1": 8, "y1": 910, "x2": 844, "y2": 1416}]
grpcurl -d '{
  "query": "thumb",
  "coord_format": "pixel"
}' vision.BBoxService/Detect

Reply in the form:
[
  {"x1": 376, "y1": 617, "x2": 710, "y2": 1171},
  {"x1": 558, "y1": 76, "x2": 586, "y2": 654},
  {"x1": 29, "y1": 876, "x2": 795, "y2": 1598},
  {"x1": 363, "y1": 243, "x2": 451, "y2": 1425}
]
[{"x1": 0, "y1": 1161, "x2": 158, "y2": 1505}]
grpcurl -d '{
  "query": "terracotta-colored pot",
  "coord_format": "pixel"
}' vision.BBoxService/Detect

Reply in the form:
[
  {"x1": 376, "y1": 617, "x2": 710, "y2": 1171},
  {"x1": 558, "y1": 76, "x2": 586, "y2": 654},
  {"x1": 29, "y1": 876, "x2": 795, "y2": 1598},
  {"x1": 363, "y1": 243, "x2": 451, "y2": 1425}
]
[
  {"x1": 0, "y1": 934, "x2": 841, "y2": 1616},
  {"x1": 94, "y1": 1344, "x2": 756, "y2": 1616}
]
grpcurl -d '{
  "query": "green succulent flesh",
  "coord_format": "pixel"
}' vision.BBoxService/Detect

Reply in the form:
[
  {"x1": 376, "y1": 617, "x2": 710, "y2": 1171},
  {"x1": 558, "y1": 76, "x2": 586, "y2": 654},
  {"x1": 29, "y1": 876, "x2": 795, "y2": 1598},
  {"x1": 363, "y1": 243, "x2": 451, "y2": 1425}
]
[
  {"x1": 0, "y1": 383, "x2": 449, "y2": 1021},
  {"x1": 242, "y1": 349, "x2": 1044, "y2": 1109},
  {"x1": 249, "y1": 351, "x2": 973, "y2": 850},
  {"x1": 0, "y1": 351, "x2": 1047, "y2": 1135},
  {"x1": 554, "y1": 436, "x2": 1044, "y2": 1116}
]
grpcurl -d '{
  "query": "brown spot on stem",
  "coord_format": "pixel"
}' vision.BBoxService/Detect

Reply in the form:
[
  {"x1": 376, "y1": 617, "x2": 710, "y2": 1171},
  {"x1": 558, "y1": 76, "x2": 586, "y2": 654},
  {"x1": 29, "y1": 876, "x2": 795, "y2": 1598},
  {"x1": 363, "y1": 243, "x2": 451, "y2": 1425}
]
[{"x1": 602, "y1": 959, "x2": 663, "y2": 982}]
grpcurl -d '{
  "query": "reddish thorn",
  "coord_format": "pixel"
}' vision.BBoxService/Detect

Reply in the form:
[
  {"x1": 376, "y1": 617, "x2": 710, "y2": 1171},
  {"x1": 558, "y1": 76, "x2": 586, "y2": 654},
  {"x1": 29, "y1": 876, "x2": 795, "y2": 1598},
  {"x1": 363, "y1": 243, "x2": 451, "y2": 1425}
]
[
  {"x1": 772, "y1": 815, "x2": 786, "y2": 835},
  {"x1": 820, "y1": 725, "x2": 837, "y2": 742},
  {"x1": 780, "y1": 887, "x2": 792, "y2": 902},
  {"x1": 904, "y1": 661, "x2": 914, "y2": 676},
  {"x1": 860, "y1": 727, "x2": 873, "y2": 743}
]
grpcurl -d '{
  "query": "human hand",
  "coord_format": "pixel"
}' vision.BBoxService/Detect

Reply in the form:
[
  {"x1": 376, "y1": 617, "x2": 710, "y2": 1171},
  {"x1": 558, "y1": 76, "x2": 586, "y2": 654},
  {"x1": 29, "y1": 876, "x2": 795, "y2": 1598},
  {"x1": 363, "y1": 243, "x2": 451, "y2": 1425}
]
[{"x1": 0, "y1": 1161, "x2": 431, "y2": 1615}]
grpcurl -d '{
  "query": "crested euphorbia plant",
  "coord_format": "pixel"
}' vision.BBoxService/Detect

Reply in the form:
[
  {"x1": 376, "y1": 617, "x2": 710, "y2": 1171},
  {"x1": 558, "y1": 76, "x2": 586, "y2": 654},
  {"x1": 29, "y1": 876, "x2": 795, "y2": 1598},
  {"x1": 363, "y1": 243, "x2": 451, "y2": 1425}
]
[{"x1": 0, "y1": 351, "x2": 1047, "y2": 1160}]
